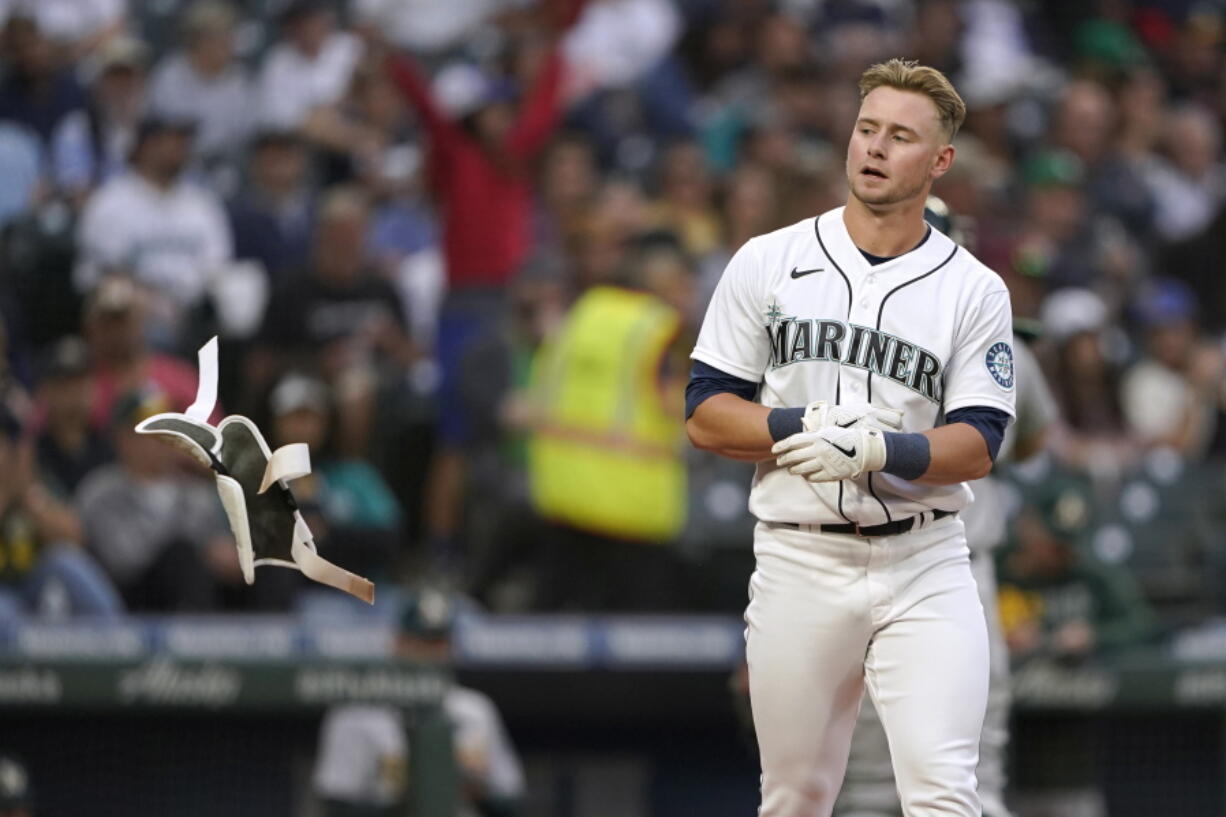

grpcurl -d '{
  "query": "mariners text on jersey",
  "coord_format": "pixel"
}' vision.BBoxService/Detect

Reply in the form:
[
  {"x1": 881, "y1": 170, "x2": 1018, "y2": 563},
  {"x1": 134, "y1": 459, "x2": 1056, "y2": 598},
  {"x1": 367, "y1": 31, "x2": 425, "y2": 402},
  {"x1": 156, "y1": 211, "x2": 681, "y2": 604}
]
[{"x1": 765, "y1": 307, "x2": 945, "y2": 403}]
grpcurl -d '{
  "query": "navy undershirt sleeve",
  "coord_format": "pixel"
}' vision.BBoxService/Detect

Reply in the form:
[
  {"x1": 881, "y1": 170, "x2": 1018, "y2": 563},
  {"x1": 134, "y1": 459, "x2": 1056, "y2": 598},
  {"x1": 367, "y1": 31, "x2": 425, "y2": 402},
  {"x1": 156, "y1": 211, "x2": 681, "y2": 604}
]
[
  {"x1": 685, "y1": 361, "x2": 759, "y2": 419},
  {"x1": 945, "y1": 406, "x2": 1011, "y2": 461}
]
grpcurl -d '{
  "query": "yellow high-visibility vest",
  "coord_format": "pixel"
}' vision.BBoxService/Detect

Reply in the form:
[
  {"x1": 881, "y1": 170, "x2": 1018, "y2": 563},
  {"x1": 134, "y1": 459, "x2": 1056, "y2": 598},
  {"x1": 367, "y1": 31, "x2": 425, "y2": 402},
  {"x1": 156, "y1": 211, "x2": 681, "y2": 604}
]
[{"x1": 528, "y1": 286, "x2": 686, "y2": 542}]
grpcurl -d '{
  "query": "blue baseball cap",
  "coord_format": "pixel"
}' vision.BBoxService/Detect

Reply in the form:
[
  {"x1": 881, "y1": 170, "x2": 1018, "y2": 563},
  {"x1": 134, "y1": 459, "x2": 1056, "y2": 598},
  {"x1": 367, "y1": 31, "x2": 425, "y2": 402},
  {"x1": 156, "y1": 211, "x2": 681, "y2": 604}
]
[{"x1": 1136, "y1": 277, "x2": 1196, "y2": 327}]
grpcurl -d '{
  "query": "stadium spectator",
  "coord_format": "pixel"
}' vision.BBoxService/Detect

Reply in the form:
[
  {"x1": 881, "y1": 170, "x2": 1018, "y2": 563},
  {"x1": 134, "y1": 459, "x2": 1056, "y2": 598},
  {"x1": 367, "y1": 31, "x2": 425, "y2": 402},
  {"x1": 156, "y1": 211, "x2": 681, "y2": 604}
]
[
  {"x1": 561, "y1": 0, "x2": 691, "y2": 162},
  {"x1": 0, "y1": 122, "x2": 41, "y2": 226},
  {"x1": 535, "y1": 133, "x2": 598, "y2": 251},
  {"x1": 295, "y1": 53, "x2": 410, "y2": 191},
  {"x1": 255, "y1": 187, "x2": 411, "y2": 457},
  {"x1": 1114, "y1": 67, "x2": 1165, "y2": 166},
  {"x1": 958, "y1": 75, "x2": 1023, "y2": 170},
  {"x1": 352, "y1": 0, "x2": 500, "y2": 57},
  {"x1": 49, "y1": 34, "x2": 149, "y2": 202},
  {"x1": 80, "y1": 277, "x2": 216, "y2": 432},
  {"x1": 0, "y1": 317, "x2": 31, "y2": 433},
  {"x1": 33, "y1": 336, "x2": 112, "y2": 496},
  {"x1": 906, "y1": 0, "x2": 962, "y2": 77},
  {"x1": 524, "y1": 235, "x2": 693, "y2": 611},
  {"x1": 0, "y1": 401, "x2": 121, "y2": 622},
  {"x1": 563, "y1": 0, "x2": 685, "y2": 104},
  {"x1": 254, "y1": 0, "x2": 362, "y2": 134},
  {"x1": 1041, "y1": 287, "x2": 1139, "y2": 475},
  {"x1": 1012, "y1": 149, "x2": 1101, "y2": 290},
  {"x1": 1162, "y1": 10, "x2": 1223, "y2": 100},
  {"x1": 645, "y1": 140, "x2": 721, "y2": 259},
  {"x1": 0, "y1": 0, "x2": 127, "y2": 58},
  {"x1": 696, "y1": 164, "x2": 783, "y2": 318},
  {"x1": 1143, "y1": 103, "x2": 1225, "y2": 242},
  {"x1": 1121, "y1": 278, "x2": 1225, "y2": 459},
  {"x1": 1048, "y1": 77, "x2": 1155, "y2": 241},
  {"x1": 569, "y1": 177, "x2": 651, "y2": 290},
  {"x1": 73, "y1": 115, "x2": 233, "y2": 351},
  {"x1": 384, "y1": 23, "x2": 569, "y2": 293},
  {"x1": 384, "y1": 7, "x2": 575, "y2": 558},
  {"x1": 460, "y1": 259, "x2": 568, "y2": 608},
  {"x1": 147, "y1": 1, "x2": 252, "y2": 182},
  {"x1": 74, "y1": 388, "x2": 238, "y2": 612},
  {"x1": 314, "y1": 589, "x2": 525, "y2": 817},
  {"x1": 1163, "y1": 195, "x2": 1226, "y2": 335},
  {"x1": 226, "y1": 129, "x2": 315, "y2": 290},
  {"x1": 326, "y1": 64, "x2": 440, "y2": 353},
  {"x1": 269, "y1": 372, "x2": 403, "y2": 589},
  {"x1": 0, "y1": 12, "x2": 85, "y2": 144}
]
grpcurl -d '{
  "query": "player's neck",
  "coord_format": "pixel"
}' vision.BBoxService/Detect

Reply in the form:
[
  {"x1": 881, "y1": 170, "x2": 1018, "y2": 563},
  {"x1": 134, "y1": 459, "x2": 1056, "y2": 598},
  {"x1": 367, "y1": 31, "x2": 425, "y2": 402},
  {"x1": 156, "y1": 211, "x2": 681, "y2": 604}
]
[{"x1": 842, "y1": 197, "x2": 930, "y2": 258}]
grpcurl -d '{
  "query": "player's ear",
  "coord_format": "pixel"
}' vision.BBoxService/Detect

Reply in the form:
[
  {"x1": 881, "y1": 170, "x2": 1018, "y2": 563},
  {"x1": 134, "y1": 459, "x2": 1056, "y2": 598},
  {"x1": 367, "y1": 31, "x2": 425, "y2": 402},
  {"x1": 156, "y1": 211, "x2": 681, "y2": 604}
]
[{"x1": 930, "y1": 143, "x2": 956, "y2": 180}]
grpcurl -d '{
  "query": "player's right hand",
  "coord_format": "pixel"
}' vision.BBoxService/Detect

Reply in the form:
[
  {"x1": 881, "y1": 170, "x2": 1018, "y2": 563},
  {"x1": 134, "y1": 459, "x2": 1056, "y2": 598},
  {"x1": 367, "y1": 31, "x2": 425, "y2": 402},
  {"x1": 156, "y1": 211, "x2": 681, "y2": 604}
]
[
  {"x1": 801, "y1": 401, "x2": 904, "y2": 434},
  {"x1": 772, "y1": 425, "x2": 888, "y2": 481}
]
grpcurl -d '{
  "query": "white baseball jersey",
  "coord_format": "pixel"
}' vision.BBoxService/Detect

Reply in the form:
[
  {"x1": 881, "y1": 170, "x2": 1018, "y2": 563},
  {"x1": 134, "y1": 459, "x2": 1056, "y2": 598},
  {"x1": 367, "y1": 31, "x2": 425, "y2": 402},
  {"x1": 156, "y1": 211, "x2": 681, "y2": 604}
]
[
  {"x1": 692, "y1": 207, "x2": 1017, "y2": 526},
  {"x1": 314, "y1": 687, "x2": 525, "y2": 816}
]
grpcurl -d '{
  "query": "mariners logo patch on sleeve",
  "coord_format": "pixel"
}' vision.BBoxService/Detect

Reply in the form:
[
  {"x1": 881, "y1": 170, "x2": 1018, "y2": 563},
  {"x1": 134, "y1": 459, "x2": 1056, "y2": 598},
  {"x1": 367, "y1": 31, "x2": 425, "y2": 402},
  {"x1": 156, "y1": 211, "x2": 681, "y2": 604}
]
[{"x1": 985, "y1": 341, "x2": 1015, "y2": 389}]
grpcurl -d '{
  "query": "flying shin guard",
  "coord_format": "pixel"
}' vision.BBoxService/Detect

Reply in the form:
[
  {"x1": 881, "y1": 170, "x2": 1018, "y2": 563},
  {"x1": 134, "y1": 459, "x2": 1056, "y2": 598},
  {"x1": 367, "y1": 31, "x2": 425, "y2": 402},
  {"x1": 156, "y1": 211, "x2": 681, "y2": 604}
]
[{"x1": 135, "y1": 338, "x2": 375, "y2": 603}]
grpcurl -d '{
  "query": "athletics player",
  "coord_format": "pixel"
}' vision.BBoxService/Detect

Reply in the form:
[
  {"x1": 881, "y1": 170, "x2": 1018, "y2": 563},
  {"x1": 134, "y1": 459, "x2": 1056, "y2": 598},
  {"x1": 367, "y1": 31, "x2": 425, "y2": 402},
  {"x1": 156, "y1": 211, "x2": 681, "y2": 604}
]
[
  {"x1": 833, "y1": 201, "x2": 1060, "y2": 817},
  {"x1": 686, "y1": 59, "x2": 1016, "y2": 816},
  {"x1": 314, "y1": 590, "x2": 524, "y2": 816}
]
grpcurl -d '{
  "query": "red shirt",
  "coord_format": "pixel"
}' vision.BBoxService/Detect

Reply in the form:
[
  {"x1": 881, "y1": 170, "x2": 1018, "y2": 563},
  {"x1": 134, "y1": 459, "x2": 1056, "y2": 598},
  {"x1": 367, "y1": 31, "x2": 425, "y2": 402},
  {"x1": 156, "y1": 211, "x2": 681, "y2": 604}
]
[
  {"x1": 387, "y1": 52, "x2": 564, "y2": 290},
  {"x1": 90, "y1": 354, "x2": 222, "y2": 430}
]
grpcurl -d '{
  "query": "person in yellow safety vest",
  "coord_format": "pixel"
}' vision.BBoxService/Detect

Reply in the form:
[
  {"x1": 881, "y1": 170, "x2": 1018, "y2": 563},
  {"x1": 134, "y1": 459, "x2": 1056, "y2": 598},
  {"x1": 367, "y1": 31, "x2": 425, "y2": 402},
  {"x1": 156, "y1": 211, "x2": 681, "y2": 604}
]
[{"x1": 525, "y1": 234, "x2": 694, "y2": 611}]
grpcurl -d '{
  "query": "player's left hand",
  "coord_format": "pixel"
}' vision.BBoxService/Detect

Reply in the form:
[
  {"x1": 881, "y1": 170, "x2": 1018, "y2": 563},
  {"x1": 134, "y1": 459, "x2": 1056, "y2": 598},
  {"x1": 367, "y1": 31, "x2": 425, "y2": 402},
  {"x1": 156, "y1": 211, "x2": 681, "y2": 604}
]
[
  {"x1": 801, "y1": 401, "x2": 904, "y2": 433},
  {"x1": 772, "y1": 425, "x2": 888, "y2": 482}
]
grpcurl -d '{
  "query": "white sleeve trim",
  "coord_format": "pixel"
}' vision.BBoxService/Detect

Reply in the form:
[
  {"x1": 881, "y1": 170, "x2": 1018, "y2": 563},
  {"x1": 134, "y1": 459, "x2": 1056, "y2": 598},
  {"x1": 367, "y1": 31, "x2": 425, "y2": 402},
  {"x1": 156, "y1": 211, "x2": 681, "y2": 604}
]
[
  {"x1": 690, "y1": 349, "x2": 765, "y2": 384},
  {"x1": 945, "y1": 395, "x2": 1016, "y2": 419}
]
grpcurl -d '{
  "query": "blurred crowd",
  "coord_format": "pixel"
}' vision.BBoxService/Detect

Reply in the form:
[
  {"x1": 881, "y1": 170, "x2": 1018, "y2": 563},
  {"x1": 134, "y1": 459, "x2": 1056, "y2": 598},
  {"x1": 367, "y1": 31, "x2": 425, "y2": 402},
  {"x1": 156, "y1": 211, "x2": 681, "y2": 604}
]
[{"x1": 0, "y1": 0, "x2": 1223, "y2": 664}]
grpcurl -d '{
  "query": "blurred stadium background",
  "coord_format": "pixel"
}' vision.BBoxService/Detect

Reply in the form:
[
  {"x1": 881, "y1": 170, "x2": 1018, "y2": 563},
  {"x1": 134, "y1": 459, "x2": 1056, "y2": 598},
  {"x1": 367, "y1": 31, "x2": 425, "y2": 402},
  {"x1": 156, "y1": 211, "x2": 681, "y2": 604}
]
[{"x1": 0, "y1": 0, "x2": 1225, "y2": 814}]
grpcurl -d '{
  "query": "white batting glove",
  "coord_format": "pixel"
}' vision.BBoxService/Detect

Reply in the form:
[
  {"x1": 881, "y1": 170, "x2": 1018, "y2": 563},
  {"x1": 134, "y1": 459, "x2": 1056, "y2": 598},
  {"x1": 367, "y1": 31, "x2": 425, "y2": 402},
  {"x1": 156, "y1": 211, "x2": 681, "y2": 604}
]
[
  {"x1": 772, "y1": 425, "x2": 889, "y2": 482},
  {"x1": 801, "y1": 401, "x2": 903, "y2": 434}
]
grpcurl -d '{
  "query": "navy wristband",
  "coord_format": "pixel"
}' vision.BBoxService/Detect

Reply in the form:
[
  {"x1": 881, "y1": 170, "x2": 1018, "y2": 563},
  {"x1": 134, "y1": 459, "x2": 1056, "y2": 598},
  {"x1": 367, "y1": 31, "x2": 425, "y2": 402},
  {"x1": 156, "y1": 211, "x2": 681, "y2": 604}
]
[
  {"x1": 767, "y1": 407, "x2": 805, "y2": 442},
  {"x1": 881, "y1": 431, "x2": 931, "y2": 480}
]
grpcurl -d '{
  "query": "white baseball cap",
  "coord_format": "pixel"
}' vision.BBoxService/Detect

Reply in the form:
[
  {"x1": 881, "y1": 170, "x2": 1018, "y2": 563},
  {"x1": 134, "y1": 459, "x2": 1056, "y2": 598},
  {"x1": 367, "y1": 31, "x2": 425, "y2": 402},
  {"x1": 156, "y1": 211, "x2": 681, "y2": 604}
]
[
  {"x1": 431, "y1": 61, "x2": 511, "y2": 119},
  {"x1": 1040, "y1": 288, "x2": 1109, "y2": 342}
]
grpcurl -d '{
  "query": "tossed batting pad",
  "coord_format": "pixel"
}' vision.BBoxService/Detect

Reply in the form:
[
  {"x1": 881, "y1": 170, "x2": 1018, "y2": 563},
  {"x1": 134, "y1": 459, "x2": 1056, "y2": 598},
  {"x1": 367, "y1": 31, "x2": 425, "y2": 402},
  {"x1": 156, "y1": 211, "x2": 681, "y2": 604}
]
[{"x1": 135, "y1": 338, "x2": 375, "y2": 603}]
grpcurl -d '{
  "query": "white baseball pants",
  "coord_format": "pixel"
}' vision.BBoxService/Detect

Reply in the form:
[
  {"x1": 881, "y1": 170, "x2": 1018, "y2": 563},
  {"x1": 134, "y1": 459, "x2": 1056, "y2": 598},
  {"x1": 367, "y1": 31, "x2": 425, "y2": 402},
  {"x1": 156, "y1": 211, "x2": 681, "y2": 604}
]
[
  {"x1": 833, "y1": 549, "x2": 1013, "y2": 817},
  {"x1": 745, "y1": 516, "x2": 989, "y2": 817}
]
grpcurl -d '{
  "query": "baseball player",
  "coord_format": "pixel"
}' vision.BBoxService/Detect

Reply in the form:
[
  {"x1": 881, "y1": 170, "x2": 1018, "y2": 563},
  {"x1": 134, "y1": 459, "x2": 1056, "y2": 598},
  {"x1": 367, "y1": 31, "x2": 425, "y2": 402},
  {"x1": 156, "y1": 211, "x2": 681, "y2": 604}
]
[
  {"x1": 687, "y1": 59, "x2": 1016, "y2": 816},
  {"x1": 0, "y1": 754, "x2": 32, "y2": 817},
  {"x1": 313, "y1": 590, "x2": 525, "y2": 817},
  {"x1": 833, "y1": 201, "x2": 1060, "y2": 817}
]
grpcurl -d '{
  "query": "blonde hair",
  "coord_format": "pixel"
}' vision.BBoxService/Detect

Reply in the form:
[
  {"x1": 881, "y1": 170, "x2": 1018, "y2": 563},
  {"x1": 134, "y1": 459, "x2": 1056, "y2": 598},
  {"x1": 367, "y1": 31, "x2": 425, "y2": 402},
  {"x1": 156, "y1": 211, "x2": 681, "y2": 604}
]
[{"x1": 858, "y1": 59, "x2": 966, "y2": 141}]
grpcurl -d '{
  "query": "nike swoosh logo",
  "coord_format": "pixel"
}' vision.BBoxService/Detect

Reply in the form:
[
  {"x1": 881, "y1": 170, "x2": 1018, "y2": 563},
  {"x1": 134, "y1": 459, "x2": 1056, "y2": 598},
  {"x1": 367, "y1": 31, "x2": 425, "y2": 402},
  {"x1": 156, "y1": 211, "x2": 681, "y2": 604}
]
[
  {"x1": 832, "y1": 442, "x2": 857, "y2": 458},
  {"x1": 836, "y1": 419, "x2": 857, "y2": 428},
  {"x1": 790, "y1": 267, "x2": 824, "y2": 279}
]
